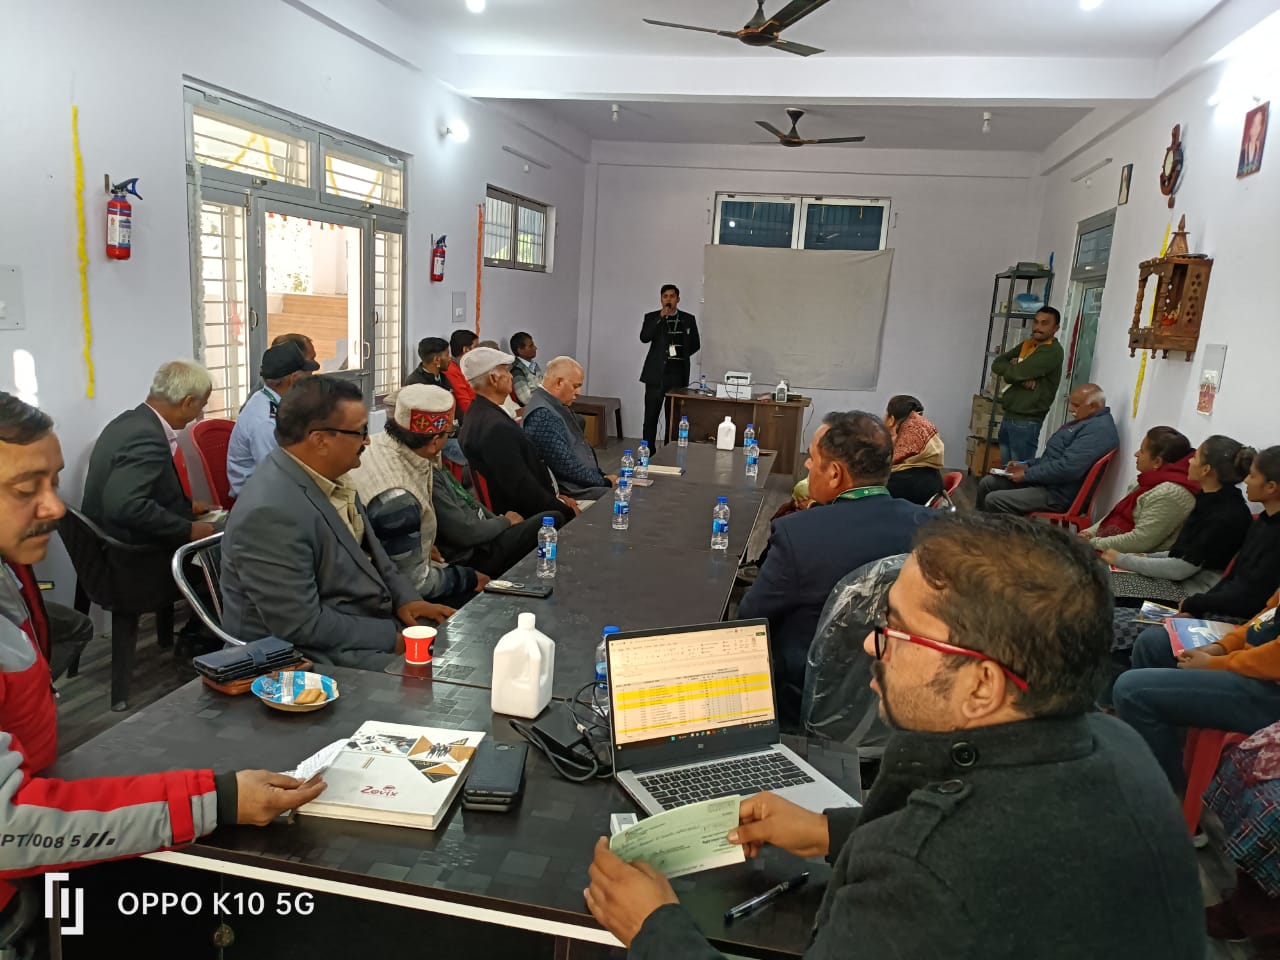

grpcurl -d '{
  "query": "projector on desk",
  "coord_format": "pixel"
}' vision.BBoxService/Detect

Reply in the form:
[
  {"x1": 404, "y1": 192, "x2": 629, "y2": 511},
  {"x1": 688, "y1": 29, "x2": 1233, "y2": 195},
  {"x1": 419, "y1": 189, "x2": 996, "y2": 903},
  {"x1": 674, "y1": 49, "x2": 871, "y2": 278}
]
[{"x1": 715, "y1": 371, "x2": 753, "y2": 400}]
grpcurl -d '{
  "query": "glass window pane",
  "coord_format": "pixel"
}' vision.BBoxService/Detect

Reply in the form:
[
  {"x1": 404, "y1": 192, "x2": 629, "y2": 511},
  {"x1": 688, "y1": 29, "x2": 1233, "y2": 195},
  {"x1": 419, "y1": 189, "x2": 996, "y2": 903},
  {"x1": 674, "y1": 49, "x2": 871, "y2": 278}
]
[
  {"x1": 1076, "y1": 224, "x2": 1113, "y2": 268},
  {"x1": 373, "y1": 230, "x2": 403, "y2": 400},
  {"x1": 718, "y1": 201, "x2": 795, "y2": 248},
  {"x1": 325, "y1": 151, "x2": 404, "y2": 209},
  {"x1": 193, "y1": 110, "x2": 310, "y2": 187},
  {"x1": 484, "y1": 196, "x2": 514, "y2": 262},
  {"x1": 803, "y1": 204, "x2": 884, "y2": 251},
  {"x1": 196, "y1": 200, "x2": 250, "y2": 420},
  {"x1": 516, "y1": 205, "x2": 546, "y2": 267}
]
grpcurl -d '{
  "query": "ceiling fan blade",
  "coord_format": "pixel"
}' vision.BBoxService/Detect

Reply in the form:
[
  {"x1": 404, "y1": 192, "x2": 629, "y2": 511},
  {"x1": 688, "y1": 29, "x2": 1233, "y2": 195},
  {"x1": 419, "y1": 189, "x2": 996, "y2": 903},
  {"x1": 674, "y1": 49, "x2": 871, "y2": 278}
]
[
  {"x1": 642, "y1": 18, "x2": 739, "y2": 38},
  {"x1": 769, "y1": 38, "x2": 825, "y2": 56},
  {"x1": 771, "y1": 0, "x2": 833, "y2": 30},
  {"x1": 811, "y1": 136, "x2": 867, "y2": 144},
  {"x1": 754, "y1": 120, "x2": 788, "y2": 138}
]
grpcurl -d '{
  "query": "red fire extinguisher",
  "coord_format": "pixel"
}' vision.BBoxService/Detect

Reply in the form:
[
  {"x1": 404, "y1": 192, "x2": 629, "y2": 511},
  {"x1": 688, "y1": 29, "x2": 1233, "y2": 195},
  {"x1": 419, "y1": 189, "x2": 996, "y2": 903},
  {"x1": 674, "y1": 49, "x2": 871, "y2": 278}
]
[
  {"x1": 106, "y1": 179, "x2": 142, "y2": 261},
  {"x1": 430, "y1": 235, "x2": 447, "y2": 283}
]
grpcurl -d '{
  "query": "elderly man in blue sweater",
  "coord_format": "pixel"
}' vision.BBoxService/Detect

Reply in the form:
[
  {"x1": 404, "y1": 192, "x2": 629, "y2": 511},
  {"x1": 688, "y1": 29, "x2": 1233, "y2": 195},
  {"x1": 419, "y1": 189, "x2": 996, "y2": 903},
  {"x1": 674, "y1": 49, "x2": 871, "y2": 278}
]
[{"x1": 977, "y1": 383, "x2": 1118, "y2": 515}]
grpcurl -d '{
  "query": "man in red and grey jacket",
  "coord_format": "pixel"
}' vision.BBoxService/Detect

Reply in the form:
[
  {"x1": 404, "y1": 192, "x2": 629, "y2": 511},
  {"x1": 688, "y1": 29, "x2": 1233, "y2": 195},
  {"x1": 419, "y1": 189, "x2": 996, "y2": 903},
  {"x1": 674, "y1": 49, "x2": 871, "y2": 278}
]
[{"x1": 0, "y1": 392, "x2": 325, "y2": 921}]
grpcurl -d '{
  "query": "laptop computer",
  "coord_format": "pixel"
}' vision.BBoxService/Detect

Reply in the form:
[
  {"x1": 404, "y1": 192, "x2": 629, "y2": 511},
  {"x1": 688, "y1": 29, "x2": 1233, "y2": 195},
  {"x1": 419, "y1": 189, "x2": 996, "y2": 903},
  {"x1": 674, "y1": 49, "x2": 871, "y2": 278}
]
[{"x1": 607, "y1": 619, "x2": 860, "y2": 816}]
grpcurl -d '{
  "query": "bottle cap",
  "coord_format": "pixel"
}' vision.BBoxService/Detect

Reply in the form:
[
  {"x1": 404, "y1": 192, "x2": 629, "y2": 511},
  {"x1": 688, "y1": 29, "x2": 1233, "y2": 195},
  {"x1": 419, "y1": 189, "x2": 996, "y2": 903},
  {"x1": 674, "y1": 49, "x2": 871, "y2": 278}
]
[
  {"x1": 603, "y1": 625, "x2": 620, "y2": 636},
  {"x1": 746, "y1": 423, "x2": 754, "y2": 429},
  {"x1": 518, "y1": 612, "x2": 536, "y2": 630},
  {"x1": 542, "y1": 516, "x2": 556, "y2": 526},
  {"x1": 717, "y1": 496, "x2": 728, "y2": 504},
  {"x1": 624, "y1": 449, "x2": 632, "y2": 455}
]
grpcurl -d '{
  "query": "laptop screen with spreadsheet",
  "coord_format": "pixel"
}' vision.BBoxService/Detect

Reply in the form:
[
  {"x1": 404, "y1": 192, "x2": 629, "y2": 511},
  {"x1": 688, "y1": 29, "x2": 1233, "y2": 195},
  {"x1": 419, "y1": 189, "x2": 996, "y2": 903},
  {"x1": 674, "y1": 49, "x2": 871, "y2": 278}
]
[{"x1": 607, "y1": 620, "x2": 778, "y2": 767}]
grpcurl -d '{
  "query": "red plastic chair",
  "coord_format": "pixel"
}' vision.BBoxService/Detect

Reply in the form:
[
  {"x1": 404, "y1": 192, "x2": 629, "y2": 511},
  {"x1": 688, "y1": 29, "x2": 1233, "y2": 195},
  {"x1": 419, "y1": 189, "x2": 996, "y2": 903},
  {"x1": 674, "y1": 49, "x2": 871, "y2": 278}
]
[
  {"x1": 1029, "y1": 449, "x2": 1117, "y2": 532},
  {"x1": 191, "y1": 418, "x2": 236, "y2": 509},
  {"x1": 942, "y1": 471, "x2": 963, "y2": 495},
  {"x1": 1182, "y1": 728, "x2": 1247, "y2": 834}
]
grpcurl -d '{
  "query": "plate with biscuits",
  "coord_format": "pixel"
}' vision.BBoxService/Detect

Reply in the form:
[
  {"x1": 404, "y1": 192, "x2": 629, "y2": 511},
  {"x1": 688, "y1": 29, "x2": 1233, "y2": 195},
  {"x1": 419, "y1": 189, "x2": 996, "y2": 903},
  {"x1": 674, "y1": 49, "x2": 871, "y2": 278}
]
[{"x1": 251, "y1": 671, "x2": 339, "y2": 713}]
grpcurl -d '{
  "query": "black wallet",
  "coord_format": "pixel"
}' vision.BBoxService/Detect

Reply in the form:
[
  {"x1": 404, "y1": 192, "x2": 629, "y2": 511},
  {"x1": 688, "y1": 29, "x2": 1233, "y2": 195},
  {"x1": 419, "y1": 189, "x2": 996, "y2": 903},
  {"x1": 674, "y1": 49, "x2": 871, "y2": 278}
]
[{"x1": 192, "y1": 637, "x2": 303, "y2": 684}]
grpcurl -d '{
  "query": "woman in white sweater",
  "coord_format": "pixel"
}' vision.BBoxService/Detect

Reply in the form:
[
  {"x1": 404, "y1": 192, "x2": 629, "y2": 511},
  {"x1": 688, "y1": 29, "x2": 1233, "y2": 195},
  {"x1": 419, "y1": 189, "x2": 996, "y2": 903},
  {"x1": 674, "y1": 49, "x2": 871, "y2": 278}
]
[{"x1": 1082, "y1": 426, "x2": 1197, "y2": 554}]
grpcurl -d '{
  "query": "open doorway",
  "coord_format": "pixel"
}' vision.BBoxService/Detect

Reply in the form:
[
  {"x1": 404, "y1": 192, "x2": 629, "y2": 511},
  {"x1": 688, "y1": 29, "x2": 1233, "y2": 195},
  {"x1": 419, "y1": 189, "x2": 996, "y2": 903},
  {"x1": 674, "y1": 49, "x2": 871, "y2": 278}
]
[{"x1": 1044, "y1": 209, "x2": 1115, "y2": 435}]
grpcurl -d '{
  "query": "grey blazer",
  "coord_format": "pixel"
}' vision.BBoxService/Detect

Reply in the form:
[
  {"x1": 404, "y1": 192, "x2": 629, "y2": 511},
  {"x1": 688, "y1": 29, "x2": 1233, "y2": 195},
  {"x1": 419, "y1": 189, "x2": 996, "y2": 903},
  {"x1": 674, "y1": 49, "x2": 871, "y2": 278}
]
[{"x1": 220, "y1": 447, "x2": 418, "y2": 670}]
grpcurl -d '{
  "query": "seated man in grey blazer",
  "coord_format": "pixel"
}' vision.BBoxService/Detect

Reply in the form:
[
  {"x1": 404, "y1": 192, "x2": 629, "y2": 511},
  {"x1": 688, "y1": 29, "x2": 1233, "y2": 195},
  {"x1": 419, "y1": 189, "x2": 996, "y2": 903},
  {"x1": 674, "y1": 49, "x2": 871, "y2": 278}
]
[
  {"x1": 522, "y1": 356, "x2": 617, "y2": 502},
  {"x1": 221, "y1": 376, "x2": 452, "y2": 670}
]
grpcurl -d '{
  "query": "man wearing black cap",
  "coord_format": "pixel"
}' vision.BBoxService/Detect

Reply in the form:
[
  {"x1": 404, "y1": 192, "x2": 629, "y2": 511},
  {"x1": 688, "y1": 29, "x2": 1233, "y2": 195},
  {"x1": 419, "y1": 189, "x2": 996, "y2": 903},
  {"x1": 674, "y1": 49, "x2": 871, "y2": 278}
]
[{"x1": 227, "y1": 342, "x2": 319, "y2": 497}]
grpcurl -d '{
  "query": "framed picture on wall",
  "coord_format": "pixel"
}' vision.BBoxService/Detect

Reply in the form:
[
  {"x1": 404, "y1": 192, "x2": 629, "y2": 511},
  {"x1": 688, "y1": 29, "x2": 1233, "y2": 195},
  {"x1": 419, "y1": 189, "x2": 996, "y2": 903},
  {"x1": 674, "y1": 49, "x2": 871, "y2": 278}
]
[
  {"x1": 1117, "y1": 163, "x2": 1133, "y2": 205},
  {"x1": 1238, "y1": 102, "x2": 1269, "y2": 179}
]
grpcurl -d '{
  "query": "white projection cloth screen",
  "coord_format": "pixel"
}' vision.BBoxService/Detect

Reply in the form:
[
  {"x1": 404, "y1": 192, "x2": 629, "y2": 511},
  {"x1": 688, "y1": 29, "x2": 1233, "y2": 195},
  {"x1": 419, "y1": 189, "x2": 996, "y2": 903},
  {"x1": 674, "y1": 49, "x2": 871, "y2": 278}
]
[{"x1": 700, "y1": 245, "x2": 894, "y2": 391}]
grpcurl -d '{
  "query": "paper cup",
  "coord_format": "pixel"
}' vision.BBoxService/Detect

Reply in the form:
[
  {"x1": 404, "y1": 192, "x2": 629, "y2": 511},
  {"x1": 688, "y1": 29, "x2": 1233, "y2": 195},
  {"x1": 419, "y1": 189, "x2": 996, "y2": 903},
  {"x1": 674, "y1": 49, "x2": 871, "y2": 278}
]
[{"x1": 403, "y1": 626, "x2": 436, "y2": 665}]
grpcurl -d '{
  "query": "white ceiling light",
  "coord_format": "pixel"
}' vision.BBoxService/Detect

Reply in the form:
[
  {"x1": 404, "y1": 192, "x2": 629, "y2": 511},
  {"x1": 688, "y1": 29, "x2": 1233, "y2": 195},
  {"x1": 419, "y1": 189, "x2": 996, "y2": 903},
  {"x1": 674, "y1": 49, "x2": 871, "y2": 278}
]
[
  {"x1": 441, "y1": 120, "x2": 470, "y2": 143},
  {"x1": 1080, "y1": 0, "x2": 1102, "y2": 10},
  {"x1": 466, "y1": 0, "x2": 486, "y2": 13}
]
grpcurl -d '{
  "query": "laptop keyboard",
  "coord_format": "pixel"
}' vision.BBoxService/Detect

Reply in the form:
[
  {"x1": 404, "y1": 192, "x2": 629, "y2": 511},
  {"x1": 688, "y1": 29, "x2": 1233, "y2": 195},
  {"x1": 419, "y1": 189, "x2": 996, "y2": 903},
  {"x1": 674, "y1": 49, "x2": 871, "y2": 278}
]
[{"x1": 638, "y1": 752, "x2": 814, "y2": 809}]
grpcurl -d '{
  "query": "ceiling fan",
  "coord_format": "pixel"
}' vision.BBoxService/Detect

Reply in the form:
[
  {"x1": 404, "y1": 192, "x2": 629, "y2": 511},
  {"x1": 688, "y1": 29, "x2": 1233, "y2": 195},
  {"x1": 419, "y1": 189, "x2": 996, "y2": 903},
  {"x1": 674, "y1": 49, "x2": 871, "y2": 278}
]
[
  {"x1": 756, "y1": 108, "x2": 866, "y2": 147},
  {"x1": 643, "y1": 0, "x2": 833, "y2": 57}
]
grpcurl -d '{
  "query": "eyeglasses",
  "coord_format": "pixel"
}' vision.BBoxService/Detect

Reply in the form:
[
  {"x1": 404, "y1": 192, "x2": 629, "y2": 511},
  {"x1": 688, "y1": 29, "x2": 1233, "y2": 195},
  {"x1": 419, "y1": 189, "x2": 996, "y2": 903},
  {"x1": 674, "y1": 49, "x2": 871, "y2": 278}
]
[
  {"x1": 312, "y1": 423, "x2": 369, "y2": 441},
  {"x1": 872, "y1": 624, "x2": 1029, "y2": 692}
]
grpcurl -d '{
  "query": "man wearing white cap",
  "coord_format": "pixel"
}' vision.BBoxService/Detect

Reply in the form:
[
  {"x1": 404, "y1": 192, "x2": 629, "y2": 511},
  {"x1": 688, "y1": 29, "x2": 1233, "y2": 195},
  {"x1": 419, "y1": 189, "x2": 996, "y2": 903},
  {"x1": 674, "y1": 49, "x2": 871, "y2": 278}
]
[
  {"x1": 457, "y1": 346, "x2": 578, "y2": 522},
  {"x1": 350, "y1": 385, "x2": 488, "y2": 606}
]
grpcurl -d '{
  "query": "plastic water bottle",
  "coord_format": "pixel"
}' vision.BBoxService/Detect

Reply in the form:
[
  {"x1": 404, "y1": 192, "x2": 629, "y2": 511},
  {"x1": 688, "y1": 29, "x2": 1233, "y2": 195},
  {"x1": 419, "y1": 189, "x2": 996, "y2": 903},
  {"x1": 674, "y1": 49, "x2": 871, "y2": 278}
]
[
  {"x1": 595, "y1": 625, "x2": 620, "y2": 717},
  {"x1": 678, "y1": 415, "x2": 690, "y2": 448},
  {"x1": 620, "y1": 449, "x2": 635, "y2": 483},
  {"x1": 536, "y1": 516, "x2": 557, "y2": 578},
  {"x1": 612, "y1": 479, "x2": 631, "y2": 530},
  {"x1": 699, "y1": 373, "x2": 708, "y2": 394},
  {"x1": 636, "y1": 440, "x2": 651, "y2": 480},
  {"x1": 745, "y1": 423, "x2": 759, "y2": 479},
  {"x1": 711, "y1": 496, "x2": 730, "y2": 551}
]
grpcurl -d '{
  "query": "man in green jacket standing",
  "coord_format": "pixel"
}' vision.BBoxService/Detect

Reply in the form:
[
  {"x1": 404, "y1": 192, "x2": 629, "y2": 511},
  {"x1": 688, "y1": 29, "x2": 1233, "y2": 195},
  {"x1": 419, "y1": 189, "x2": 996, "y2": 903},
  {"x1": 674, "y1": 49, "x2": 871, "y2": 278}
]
[{"x1": 990, "y1": 306, "x2": 1065, "y2": 465}]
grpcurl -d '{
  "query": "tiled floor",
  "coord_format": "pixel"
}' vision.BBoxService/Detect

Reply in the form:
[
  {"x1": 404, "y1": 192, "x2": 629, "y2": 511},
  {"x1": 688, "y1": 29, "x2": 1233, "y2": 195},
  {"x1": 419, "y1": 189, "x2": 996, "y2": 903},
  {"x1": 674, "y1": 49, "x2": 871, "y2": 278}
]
[{"x1": 52, "y1": 448, "x2": 1260, "y2": 957}]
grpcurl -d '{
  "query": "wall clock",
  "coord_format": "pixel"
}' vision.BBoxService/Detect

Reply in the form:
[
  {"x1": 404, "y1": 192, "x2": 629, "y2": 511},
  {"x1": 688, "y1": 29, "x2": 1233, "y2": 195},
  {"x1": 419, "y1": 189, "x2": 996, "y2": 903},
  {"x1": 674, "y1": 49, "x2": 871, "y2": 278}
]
[{"x1": 1160, "y1": 124, "x2": 1184, "y2": 209}]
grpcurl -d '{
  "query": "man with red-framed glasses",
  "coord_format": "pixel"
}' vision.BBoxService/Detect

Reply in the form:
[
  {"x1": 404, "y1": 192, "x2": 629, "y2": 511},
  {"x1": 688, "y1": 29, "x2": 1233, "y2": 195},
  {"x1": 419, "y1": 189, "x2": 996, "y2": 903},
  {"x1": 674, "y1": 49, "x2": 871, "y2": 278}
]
[{"x1": 585, "y1": 514, "x2": 1205, "y2": 959}]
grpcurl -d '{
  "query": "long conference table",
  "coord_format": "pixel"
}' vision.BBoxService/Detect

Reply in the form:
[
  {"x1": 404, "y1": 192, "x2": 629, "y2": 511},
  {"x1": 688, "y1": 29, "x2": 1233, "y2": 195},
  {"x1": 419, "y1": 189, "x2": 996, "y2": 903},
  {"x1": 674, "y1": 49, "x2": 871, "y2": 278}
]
[{"x1": 51, "y1": 443, "x2": 864, "y2": 959}]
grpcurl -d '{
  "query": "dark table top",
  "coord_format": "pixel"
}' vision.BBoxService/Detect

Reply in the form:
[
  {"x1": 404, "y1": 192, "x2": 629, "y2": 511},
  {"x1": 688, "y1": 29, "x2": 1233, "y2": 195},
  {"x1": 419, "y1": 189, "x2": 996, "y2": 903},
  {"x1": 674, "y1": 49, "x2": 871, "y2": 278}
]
[
  {"x1": 52, "y1": 669, "x2": 860, "y2": 958},
  {"x1": 391, "y1": 442, "x2": 777, "y2": 695}
]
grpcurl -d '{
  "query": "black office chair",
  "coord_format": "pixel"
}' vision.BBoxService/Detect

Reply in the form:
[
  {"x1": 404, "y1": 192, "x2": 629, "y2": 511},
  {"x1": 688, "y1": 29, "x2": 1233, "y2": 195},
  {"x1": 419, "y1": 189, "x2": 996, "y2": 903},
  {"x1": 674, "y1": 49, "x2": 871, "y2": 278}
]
[
  {"x1": 802, "y1": 553, "x2": 907, "y2": 759},
  {"x1": 58, "y1": 507, "x2": 180, "y2": 711},
  {"x1": 171, "y1": 533, "x2": 242, "y2": 648}
]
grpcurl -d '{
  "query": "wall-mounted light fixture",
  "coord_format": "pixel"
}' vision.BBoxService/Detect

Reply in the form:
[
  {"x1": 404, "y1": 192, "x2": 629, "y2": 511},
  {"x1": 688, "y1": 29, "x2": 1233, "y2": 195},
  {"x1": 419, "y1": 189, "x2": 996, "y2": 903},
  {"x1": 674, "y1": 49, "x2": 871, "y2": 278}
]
[
  {"x1": 1070, "y1": 156, "x2": 1113, "y2": 183},
  {"x1": 981, "y1": 111, "x2": 992, "y2": 134},
  {"x1": 502, "y1": 145, "x2": 550, "y2": 170},
  {"x1": 441, "y1": 121, "x2": 470, "y2": 143}
]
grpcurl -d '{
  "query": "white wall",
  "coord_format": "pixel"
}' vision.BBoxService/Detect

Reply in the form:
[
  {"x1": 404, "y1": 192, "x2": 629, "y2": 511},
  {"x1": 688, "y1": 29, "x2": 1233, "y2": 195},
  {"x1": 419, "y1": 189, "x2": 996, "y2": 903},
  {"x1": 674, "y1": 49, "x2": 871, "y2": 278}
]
[
  {"x1": 0, "y1": 0, "x2": 587, "y2": 593},
  {"x1": 1033, "y1": 48, "x2": 1279, "y2": 511},
  {"x1": 577, "y1": 142, "x2": 1042, "y2": 456}
]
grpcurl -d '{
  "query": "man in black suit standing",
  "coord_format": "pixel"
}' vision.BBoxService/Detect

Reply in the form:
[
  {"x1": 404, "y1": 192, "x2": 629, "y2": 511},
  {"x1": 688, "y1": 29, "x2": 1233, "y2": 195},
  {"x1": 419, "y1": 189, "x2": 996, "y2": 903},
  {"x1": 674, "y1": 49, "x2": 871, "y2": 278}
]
[
  {"x1": 82, "y1": 359, "x2": 216, "y2": 549},
  {"x1": 640, "y1": 283, "x2": 700, "y2": 447}
]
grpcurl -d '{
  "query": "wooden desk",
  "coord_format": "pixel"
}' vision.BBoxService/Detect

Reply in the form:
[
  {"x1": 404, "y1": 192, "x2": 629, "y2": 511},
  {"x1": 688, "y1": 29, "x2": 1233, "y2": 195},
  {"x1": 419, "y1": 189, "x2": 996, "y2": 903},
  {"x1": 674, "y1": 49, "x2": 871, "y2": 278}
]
[
  {"x1": 666, "y1": 388, "x2": 812, "y2": 481},
  {"x1": 571, "y1": 395, "x2": 622, "y2": 447}
]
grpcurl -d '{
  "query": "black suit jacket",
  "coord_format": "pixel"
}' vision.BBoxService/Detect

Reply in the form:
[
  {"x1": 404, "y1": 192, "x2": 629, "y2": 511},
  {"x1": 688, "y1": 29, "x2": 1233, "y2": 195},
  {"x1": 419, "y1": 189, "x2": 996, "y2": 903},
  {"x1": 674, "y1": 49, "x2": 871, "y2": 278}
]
[
  {"x1": 81, "y1": 403, "x2": 194, "y2": 548},
  {"x1": 640, "y1": 309, "x2": 700, "y2": 385},
  {"x1": 458, "y1": 396, "x2": 566, "y2": 519}
]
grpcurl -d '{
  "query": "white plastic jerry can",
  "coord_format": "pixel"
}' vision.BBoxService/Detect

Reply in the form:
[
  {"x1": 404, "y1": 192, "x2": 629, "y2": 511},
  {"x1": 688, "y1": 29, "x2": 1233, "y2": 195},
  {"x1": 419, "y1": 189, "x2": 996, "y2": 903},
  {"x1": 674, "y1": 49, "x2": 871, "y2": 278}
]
[
  {"x1": 716, "y1": 416, "x2": 737, "y2": 451},
  {"x1": 491, "y1": 612, "x2": 555, "y2": 719}
]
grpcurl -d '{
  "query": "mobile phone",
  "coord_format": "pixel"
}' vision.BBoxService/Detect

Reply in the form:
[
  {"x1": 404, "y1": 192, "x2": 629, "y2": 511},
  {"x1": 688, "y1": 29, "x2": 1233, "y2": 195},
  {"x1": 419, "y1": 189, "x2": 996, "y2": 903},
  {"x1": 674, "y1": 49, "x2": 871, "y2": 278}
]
[
  {"x1": 484, "y1": 579, "x2": 553, "y2": 599},
  {"x1": 462, "y1": 741, "x2": 528, "y2": 812}
]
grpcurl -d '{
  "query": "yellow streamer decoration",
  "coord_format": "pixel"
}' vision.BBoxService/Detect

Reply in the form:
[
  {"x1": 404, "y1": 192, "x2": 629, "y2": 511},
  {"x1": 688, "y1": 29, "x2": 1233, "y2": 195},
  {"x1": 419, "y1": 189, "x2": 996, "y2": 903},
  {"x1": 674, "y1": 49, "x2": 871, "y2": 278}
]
[
  {"x1": 1131, "y1": 218, "x2": 1174, "y2": 419},
  {"x1": 71, "y1": 105, "x2": 95, "y2": 398}
]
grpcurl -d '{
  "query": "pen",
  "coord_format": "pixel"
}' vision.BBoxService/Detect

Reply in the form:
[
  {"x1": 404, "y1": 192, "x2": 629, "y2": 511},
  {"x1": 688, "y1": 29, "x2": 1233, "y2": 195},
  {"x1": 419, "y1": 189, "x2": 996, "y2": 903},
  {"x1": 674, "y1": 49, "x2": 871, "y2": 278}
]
[{"x1": 723, "y1": 872, "x2": 809, "y2": 922}]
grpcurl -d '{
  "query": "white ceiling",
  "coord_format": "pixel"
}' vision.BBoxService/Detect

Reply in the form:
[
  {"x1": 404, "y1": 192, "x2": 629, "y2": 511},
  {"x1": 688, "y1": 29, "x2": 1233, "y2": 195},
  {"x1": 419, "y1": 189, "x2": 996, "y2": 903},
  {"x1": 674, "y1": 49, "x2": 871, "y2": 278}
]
[
  {"x1": 386, "y1": 0, "x2": 1223, "y2": 59},
  {"x1": 486, "y1": 100, "x2": 1097, "y2": 151}
]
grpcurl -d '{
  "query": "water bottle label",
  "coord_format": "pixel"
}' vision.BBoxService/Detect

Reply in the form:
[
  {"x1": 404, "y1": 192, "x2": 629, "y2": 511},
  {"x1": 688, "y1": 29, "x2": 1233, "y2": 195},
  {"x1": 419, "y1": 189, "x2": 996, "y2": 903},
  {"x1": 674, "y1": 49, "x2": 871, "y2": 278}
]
[
  {"x1": 712, "y1": 519, "x2": 728, "y2": 535},
  {"x1": 613, "y1": 499, "x2": 629, "y2": 516},
  {"x1": 595, "y1": 662, "x2": 608, "y2": 682},
  {"x1": 538, "y1": 542, "x2": 557, "y2": 561},
  {"x1": 621, "y1": 466, "x2": 634, "y2": 479},
  {"x1": 639, "y1": 456, "x2": 649, "y2": 468}
]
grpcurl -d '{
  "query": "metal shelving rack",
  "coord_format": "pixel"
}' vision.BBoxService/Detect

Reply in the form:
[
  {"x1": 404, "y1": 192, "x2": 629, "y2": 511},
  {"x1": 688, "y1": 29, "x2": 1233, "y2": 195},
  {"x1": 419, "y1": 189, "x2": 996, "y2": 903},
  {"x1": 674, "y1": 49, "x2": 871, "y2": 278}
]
[{"x1": 969, "y1": 265, "x2": 1055, "y2": 475}]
